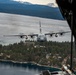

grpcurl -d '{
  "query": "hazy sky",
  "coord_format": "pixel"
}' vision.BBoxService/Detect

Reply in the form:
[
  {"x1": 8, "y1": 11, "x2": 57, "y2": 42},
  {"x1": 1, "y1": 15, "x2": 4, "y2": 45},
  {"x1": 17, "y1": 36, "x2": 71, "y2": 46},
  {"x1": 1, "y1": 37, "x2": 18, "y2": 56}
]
[
  {"x1": 13, "y1": 0, "x2": 57, "y2": 6},
  {"x1": 0, "y1": 13, "x2": 71, "y2": 45}
]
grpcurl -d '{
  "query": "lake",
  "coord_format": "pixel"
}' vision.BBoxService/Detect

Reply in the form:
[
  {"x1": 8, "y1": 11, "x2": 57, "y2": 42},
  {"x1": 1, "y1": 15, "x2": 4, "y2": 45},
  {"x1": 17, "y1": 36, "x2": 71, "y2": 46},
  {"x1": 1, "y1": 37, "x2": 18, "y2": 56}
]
[{"x1": 0, "y1": 61, "x2": 60, "y2": 75}]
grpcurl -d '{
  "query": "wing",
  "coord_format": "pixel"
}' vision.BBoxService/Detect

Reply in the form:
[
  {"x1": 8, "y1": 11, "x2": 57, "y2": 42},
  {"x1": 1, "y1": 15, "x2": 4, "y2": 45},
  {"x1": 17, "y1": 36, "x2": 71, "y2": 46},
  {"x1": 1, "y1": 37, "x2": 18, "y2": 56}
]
[
  {"x1": 55, "y1": 31, "x2": 71, "y2": 35},
  {"x1": 45, "y1": 31, "x2": 71, "y2": 37},
  {"x1": 3, "y1": 34, "x2": 27, "y2": 39},
  {"x1": 28, "y1": 34, "x2": 38, "y2": 38},
  {"x1": 45, "y1": 33, "x2": 55, "y2": 37}
]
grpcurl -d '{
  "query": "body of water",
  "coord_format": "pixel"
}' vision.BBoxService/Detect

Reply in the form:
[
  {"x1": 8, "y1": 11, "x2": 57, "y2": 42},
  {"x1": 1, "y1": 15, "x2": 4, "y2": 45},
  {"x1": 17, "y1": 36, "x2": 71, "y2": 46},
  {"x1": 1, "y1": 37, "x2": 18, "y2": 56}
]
[{"x1": 0, "y1": 61, "x2": 60, "y2": 75}]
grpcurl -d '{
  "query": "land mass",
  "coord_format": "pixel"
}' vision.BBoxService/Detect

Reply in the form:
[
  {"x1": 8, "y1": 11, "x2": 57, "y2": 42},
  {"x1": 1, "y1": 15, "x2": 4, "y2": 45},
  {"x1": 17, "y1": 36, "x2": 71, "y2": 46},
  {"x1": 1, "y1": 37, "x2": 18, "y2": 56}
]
[
  {"x1": 0, "y1": 0, "x2": 63, "y2": 20},
  {"x1": 0, "y1": 41, "x2": 76, "y2": 70}
]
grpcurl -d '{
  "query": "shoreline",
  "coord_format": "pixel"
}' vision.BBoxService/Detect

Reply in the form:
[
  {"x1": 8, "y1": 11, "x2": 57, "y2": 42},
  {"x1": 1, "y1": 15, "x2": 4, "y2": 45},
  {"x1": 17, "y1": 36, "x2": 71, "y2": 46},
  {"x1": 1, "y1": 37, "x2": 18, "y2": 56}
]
[
  {"x1": 0, "y1": 59, "x2": 76, "y2": 75},
  {"x1": 0, "y1": 59, "x2": 61, "y2": 71}
]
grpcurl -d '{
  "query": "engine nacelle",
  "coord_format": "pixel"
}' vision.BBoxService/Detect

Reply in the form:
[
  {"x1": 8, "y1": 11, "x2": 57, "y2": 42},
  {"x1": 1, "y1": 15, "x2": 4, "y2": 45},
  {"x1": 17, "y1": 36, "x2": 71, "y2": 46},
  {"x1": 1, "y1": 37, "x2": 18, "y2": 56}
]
[
  {"x1": 55, "y1": 34, "x2": 58, "y2": 37},
  {"x1": 20, "y1": 36, "x2": 24, "y2": 38}
]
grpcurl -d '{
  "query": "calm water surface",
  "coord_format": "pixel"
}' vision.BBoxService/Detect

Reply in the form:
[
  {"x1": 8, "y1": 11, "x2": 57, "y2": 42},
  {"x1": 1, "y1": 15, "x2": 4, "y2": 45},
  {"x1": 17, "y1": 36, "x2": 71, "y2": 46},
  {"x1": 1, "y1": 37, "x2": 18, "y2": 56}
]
[
  {"x1": 0, "y1": 62, "x2": 41, "y2": 75},
  {"x1": 0, "y1": 61, "x2": 61, "y2": 75}
]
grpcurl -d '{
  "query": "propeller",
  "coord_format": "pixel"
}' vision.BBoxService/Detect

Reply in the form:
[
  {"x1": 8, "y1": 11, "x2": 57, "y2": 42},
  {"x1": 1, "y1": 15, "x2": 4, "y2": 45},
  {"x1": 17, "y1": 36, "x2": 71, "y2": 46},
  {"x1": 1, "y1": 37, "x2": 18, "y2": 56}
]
[
  {"x1": 59, "y1": 32, "x2": 64, "y2": 36},
  {"x1": 28, "y1": 33, "x2": 36, "y2": 39},
  {"x1": 25, "y1": 36, "x2": 28, "y2": 39},
  {"x1": 49, "y1": 34, "x2": 53, "y2": 37},
  {"x1": 30, "y1": 35, "x2": 35, "y2": 39},
  {"x1": 55, "y1": 34, "x2": 58, "y2": 37},
  {"x1": 20, "y1": 35, "x2": 25, "y2": 38}
]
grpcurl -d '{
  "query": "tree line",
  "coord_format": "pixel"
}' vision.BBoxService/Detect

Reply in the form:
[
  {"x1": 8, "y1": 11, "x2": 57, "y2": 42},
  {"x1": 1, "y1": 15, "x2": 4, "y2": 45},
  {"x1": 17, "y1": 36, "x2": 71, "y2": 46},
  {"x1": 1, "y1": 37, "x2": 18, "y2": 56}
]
[{"x1": 0, "y1": 41, "x2": 76, "y2": 70}]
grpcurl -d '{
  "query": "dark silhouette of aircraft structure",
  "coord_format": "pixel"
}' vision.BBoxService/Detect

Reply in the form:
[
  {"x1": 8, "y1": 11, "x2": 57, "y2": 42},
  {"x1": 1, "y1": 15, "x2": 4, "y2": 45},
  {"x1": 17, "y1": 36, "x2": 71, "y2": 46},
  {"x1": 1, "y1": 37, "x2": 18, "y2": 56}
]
[
  {"x1": 4, "y1": 21, "x2": 70, "y2": 42},
  {"x1": 56, "y1": 0, "x2": 76, "y2": 72},
  {"x1": 56, "y1": 0, "x2": 75, "y2": 38}
]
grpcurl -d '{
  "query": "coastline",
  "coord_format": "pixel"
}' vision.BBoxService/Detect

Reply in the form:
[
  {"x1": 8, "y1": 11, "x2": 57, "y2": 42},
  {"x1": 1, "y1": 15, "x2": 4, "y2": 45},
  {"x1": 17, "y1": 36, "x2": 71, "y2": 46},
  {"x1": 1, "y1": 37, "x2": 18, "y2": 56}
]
[
  {"x1": 0, "y1": 59, "x2": 61, "y2": 71},
  {"x1": 0, "y1": 59, "x2": 76, "y2": 75}
]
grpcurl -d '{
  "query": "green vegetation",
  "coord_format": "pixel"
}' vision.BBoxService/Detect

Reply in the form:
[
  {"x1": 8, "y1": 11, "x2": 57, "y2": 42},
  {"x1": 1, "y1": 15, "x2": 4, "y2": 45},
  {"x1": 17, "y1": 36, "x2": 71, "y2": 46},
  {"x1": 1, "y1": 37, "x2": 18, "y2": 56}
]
[{"x1": 0, "y1": 41, "x2": 76, "y2": 70}]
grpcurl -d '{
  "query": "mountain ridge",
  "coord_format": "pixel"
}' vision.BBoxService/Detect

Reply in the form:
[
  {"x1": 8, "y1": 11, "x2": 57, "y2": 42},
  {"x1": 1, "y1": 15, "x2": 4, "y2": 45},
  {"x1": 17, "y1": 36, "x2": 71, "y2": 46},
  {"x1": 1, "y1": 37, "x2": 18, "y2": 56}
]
[{"x1": 0, "y1": 0, "x2": 64, "y2": 20}]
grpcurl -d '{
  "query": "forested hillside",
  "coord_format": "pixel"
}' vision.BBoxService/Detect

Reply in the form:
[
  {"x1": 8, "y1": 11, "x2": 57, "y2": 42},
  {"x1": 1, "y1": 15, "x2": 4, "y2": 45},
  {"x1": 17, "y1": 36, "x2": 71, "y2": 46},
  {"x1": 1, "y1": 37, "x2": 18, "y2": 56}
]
[{"x1": 0, "y1": 41, "x2": 76, "y2": 70}]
